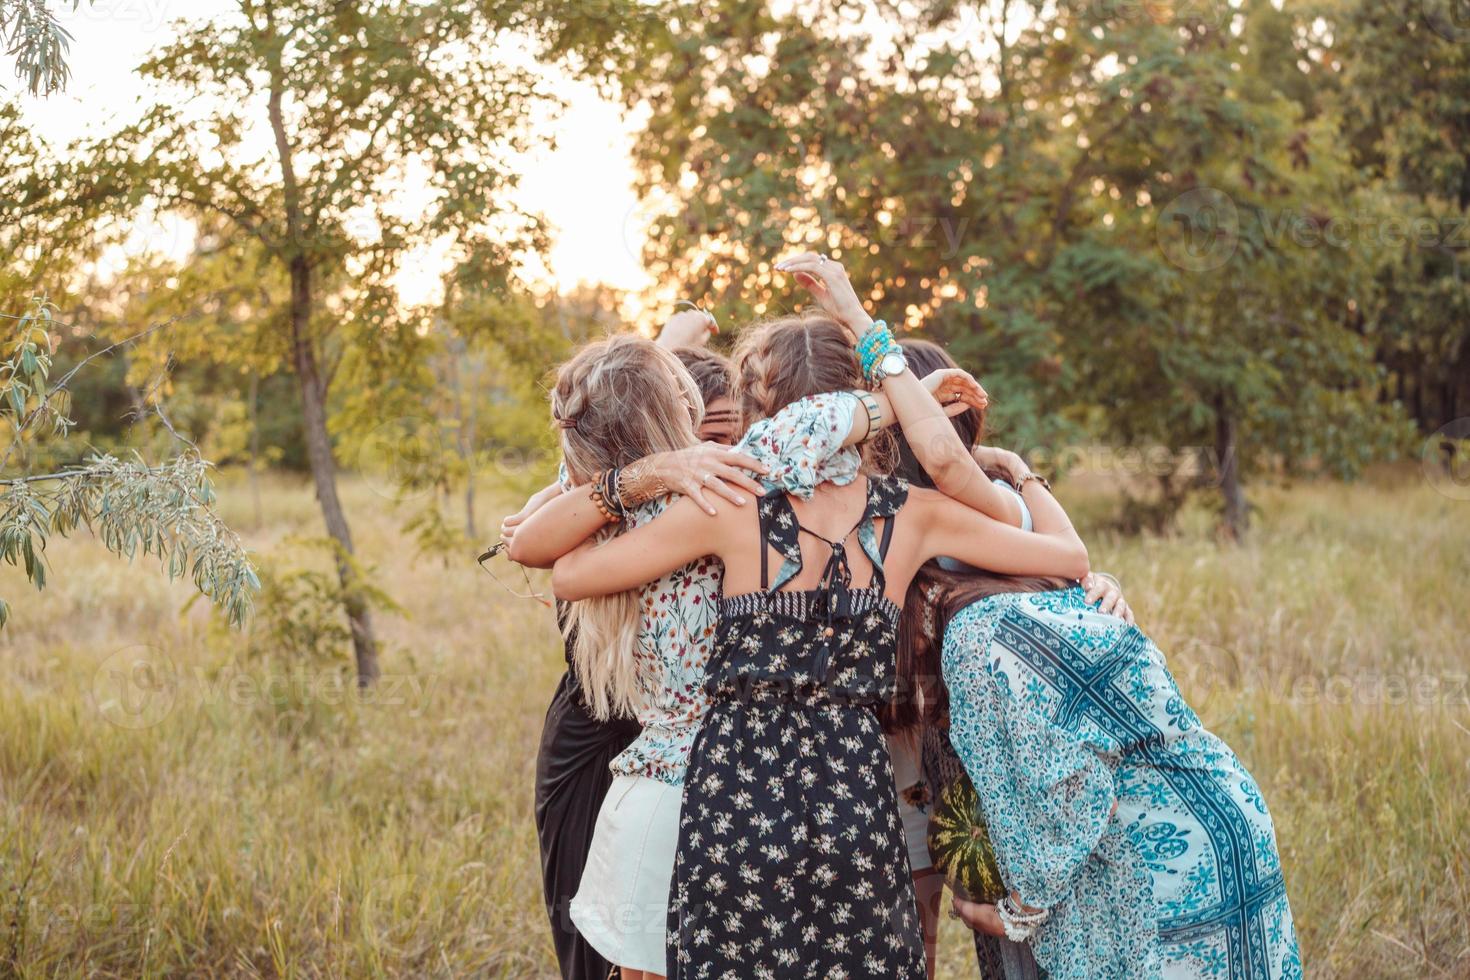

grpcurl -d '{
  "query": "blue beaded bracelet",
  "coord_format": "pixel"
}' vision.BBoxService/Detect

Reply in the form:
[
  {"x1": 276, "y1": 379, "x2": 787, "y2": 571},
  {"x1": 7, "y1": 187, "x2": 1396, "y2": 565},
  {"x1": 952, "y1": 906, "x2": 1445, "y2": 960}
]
[
  {"x1": 856, "y1": 319, "x2": 890, "y2": 364},
  {"x1": 857, "y1": 320, "x2": 900, "y2": 384},
  {"x1": 856, "y1": 320, "x2": 890, "y2": 354}
]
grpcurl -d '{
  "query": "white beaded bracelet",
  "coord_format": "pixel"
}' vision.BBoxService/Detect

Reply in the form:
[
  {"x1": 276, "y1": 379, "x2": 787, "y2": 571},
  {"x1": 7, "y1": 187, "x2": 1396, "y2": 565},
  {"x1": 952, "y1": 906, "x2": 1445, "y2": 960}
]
[{"x1": 997, "y1": 896, "x2": 1050, "y2": 943}]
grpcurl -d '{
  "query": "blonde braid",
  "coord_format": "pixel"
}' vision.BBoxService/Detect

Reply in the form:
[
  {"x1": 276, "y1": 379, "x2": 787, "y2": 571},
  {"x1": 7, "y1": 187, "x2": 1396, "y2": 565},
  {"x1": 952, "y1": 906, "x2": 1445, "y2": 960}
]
[
  {"x1": 733, "y1": 323, "x2": 781, "y2": 427},
  {"x1": 546, "y1": 334, "x2": 702, "y2": 720}
]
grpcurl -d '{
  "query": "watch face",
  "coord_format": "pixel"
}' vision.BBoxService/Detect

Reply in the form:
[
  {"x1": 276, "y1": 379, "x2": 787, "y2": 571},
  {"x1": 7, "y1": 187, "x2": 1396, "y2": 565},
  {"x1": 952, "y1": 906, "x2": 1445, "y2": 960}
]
[{"x1": 880, "y1": 351, "x2": 906, "y2": 376}]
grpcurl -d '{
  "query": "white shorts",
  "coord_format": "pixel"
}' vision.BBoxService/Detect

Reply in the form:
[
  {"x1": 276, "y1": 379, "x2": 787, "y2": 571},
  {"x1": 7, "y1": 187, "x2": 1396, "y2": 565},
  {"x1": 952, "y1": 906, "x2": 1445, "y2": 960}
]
[{"x1": 570, "y1": 773, "x2": 683, "y2": 973}]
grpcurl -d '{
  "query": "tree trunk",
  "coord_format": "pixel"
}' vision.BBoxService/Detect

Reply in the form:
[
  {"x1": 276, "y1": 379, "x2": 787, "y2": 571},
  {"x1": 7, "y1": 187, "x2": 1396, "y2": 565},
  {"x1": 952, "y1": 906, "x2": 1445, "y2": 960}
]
[
  {"x1": 267, "y1": 40, "x2": 379, "y2": 686},
  {"x1": 289, "y1": 257, "x2": 380, "y2": 685},
  {"x1": 464, "y1": 481, "x2": 476, "y2": 539},
  {"x1": 1214, "y1": 402, "x2": 1249, "y2": 542}
]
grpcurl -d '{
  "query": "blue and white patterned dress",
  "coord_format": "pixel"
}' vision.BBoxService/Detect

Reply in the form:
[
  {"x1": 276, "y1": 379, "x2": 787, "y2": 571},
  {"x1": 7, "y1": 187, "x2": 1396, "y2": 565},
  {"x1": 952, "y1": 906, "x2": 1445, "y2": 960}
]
[{"x1": 943, "y1": 587, "x2": 1302, "y2": 980}]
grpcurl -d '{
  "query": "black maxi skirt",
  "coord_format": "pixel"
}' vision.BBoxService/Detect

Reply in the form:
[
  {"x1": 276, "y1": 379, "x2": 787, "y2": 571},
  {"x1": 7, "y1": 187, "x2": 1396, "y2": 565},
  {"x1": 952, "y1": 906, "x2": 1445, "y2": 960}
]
[{"x1": 534, "y1": 661, "x2": 640, "y2": 980}]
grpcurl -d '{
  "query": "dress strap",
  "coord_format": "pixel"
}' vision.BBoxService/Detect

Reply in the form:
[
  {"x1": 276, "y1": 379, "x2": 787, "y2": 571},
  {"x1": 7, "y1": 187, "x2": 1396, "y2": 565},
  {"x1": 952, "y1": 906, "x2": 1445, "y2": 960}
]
[
  {"x1": 756, "y1": 488, "x2": 808, "y2": 592},
  {"x1": 878, "y1": 510, "x2": 897, "y2": 559},
  {"x1": 755, "y1": 476, "x2": 909, "y2": 593},
  {"x1": 758, "y1": 499, "x2": 771, "y2": 590},
  {"x1": 855, "y1": 475, "x2": 909, "y2": 585}
]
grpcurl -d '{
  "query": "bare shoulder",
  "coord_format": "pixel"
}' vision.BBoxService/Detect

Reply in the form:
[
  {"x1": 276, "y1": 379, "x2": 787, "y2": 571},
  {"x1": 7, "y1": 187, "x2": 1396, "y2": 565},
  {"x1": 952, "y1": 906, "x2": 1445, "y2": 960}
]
[
  {"x1": 898, "y1": 484, "x2": 950, "y2": 514},
  {"x1": 665, "y1": 487, "x2": 760, "y2": 549},
  {"x1": 884, "y1": 484, "x2": 948, "y2": 553}
]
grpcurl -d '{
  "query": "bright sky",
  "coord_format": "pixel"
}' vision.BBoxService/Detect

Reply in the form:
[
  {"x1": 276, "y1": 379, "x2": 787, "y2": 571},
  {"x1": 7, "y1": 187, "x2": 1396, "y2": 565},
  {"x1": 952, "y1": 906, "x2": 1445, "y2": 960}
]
[{"x1": 17, "y1": 0, "x2": 654, "y2": 302}]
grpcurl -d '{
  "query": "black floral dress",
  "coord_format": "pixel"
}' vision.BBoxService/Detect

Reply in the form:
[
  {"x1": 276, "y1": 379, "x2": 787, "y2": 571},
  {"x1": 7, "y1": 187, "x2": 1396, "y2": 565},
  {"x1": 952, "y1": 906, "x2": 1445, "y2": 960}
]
[{"x1": 666, "y1": 476, "x2": 926, "y2": 979}]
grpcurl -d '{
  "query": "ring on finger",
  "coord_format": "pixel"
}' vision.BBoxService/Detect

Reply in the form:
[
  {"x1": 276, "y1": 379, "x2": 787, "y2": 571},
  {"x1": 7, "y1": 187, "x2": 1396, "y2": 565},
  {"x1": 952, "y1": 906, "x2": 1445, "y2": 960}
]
[
  {"x1": 701, "y1": 472, "x2": 713, "y2": 484},
  {"x1": 818, "y1": 254, "x2": 828, "y2": 264}
]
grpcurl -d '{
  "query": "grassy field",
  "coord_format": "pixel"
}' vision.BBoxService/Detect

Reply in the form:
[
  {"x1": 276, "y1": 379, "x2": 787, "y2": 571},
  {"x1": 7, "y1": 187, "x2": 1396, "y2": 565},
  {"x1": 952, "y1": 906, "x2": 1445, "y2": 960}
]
[{"x1": 1, "y1": 466, "x2": 1467, "y2": 978}]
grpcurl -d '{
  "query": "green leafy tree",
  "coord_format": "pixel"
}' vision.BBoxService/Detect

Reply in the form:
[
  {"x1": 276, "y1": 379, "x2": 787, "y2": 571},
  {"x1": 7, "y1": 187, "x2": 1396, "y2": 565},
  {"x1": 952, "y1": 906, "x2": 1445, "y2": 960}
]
[
  {"x1": 2, "y1": 109, "x2": 256, "y2": 627},
  {"x1": 1007, "y1": 0, "x2": 1410, "y2": 537},
  {"x1": 63, "y1": 1, "x2": 647, "y2": 682},
  {"x1": 1316, "y1": 0, "x2": 1470, "y2": 435},
  {"x1": 621, "y1": 0, "x2": 1408, "y2": 537},
  {"x1": 616, "y1": 0, "x2": 1090, "y2": 450}
]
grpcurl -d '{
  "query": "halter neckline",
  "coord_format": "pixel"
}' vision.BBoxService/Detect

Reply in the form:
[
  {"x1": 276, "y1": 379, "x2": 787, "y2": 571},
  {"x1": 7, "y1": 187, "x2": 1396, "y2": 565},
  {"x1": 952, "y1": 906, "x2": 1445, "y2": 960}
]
[{"x1": 745, "y1": 475, "x2": 909, "y2": 684}]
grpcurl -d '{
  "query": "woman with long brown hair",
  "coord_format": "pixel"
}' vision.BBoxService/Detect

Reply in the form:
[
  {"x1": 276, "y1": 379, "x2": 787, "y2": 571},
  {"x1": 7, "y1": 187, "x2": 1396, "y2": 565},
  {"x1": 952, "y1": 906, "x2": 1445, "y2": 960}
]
[
  {"x1": 886, "y1": 342, "x2": 1140, "y2": 980},
  {"x1": 887, "y1": 342, "x2": 1302, "y2": 980}
]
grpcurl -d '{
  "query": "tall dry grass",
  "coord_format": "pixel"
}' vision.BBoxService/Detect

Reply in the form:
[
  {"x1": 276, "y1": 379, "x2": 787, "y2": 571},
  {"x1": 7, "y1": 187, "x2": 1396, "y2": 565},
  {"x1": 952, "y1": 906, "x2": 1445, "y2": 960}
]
[{"x1": 0, "y1": 467, "x2": 1466, "y2": 978}]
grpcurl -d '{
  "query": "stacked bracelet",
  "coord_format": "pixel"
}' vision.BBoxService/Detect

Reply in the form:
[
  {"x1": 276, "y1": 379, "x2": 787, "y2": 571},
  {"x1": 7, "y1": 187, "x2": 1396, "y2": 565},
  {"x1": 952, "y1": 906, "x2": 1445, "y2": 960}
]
[
  {"x1": 605, "y1": 469, "x2": 626, "y2": 514},
  {"x1": 617, "y1": 459, "x2": 670, "y2": 507},
  {"x1": 1015, "y1": 471, "x2": 1052, "y2": 494},
  {"x1": 997, "y1": 896, "x2": 1051, "y2": 943},
  {"x1": 856, "y1": 320, "x2": 902, "y2": 386},
  {"x1": 590, "y1": 469, "x2": 625, "y2": 524}
]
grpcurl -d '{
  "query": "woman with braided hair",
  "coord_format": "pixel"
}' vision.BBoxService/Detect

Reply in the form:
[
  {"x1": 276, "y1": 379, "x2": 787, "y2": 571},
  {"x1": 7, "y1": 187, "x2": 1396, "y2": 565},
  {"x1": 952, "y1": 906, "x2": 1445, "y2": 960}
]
[
  {"x1": 504, "y1": 328, "x2": 769, "y2": 980},
  {"x1": 545, "y1": 253, "x2": 1093, "y2": 978}
]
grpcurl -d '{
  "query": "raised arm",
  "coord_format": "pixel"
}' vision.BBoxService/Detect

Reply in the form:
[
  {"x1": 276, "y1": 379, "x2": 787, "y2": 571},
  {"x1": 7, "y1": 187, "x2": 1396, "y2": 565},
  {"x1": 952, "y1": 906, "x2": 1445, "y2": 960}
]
[
  {"x1": 774, "y1": 251, "x2": 1022, "y2": 526},
  {"x1": 876, "y1": 366, "x2": 1023, "y2": 525},
  {"x1": 551, "y1": 493, "x2": 736, "y2": 601}
]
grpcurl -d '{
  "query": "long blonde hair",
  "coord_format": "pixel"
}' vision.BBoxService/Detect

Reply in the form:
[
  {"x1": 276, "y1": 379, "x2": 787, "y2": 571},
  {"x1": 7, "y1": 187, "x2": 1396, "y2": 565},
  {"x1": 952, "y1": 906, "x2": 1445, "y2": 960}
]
[{"x1": 550, "y1": 334, "x2": 703, "y2": 720}]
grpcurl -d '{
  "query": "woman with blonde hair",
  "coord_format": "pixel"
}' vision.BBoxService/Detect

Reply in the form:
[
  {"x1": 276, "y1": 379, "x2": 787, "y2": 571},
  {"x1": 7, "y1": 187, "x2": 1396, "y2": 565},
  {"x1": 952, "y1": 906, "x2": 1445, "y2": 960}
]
[
  {"x1": 548, "y1": 253, "x2": 1098, "y2": 978},
  {"x1": 505, "y1": 325, "x2": 773, "y2": 980}
]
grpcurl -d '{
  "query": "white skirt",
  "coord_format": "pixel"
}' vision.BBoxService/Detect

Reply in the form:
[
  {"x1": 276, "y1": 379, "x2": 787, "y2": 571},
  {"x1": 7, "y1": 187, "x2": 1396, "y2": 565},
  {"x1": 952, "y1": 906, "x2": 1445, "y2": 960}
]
[
  {"x1": 888, "y1": 732, "x2": 934, "y2": 873},
  {"x1": 570, "y1": 773, "x2": 683, "y2": 973}
]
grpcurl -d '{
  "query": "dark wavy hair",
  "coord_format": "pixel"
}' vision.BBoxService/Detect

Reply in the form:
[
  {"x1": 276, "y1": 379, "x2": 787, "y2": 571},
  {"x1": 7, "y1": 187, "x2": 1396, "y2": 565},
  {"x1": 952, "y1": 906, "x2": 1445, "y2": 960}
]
[
  {"x1": 672, "y1": 346, "x2": 733, "y2": 408},
  {"x1": 881, "y1": 338, "x2": 1069, "y2": 734}
]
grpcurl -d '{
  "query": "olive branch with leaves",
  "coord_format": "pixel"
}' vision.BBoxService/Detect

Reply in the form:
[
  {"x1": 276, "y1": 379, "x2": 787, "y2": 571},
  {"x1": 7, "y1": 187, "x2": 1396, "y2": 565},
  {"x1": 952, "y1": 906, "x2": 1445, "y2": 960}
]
[
  {"x1": 0, "y1": 0, "x2": 85, "y2": 96},
  {"x1": 0, "y1": 296, "x2": 258, "y2": 629}
]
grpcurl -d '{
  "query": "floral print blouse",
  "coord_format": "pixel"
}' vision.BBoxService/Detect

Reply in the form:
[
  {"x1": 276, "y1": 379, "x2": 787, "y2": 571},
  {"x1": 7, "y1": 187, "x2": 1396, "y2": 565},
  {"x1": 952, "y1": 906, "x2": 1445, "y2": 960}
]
[{"x1": 608, "y1": 392, "x2": 861, "y2": 786}]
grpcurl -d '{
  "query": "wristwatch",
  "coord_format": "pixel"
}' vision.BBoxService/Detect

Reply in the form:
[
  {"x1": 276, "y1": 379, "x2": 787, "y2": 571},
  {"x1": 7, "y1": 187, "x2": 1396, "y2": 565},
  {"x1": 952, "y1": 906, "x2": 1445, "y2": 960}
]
[{"x1": 876, "y1": 347, "x2": 907, "y2": 380}]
